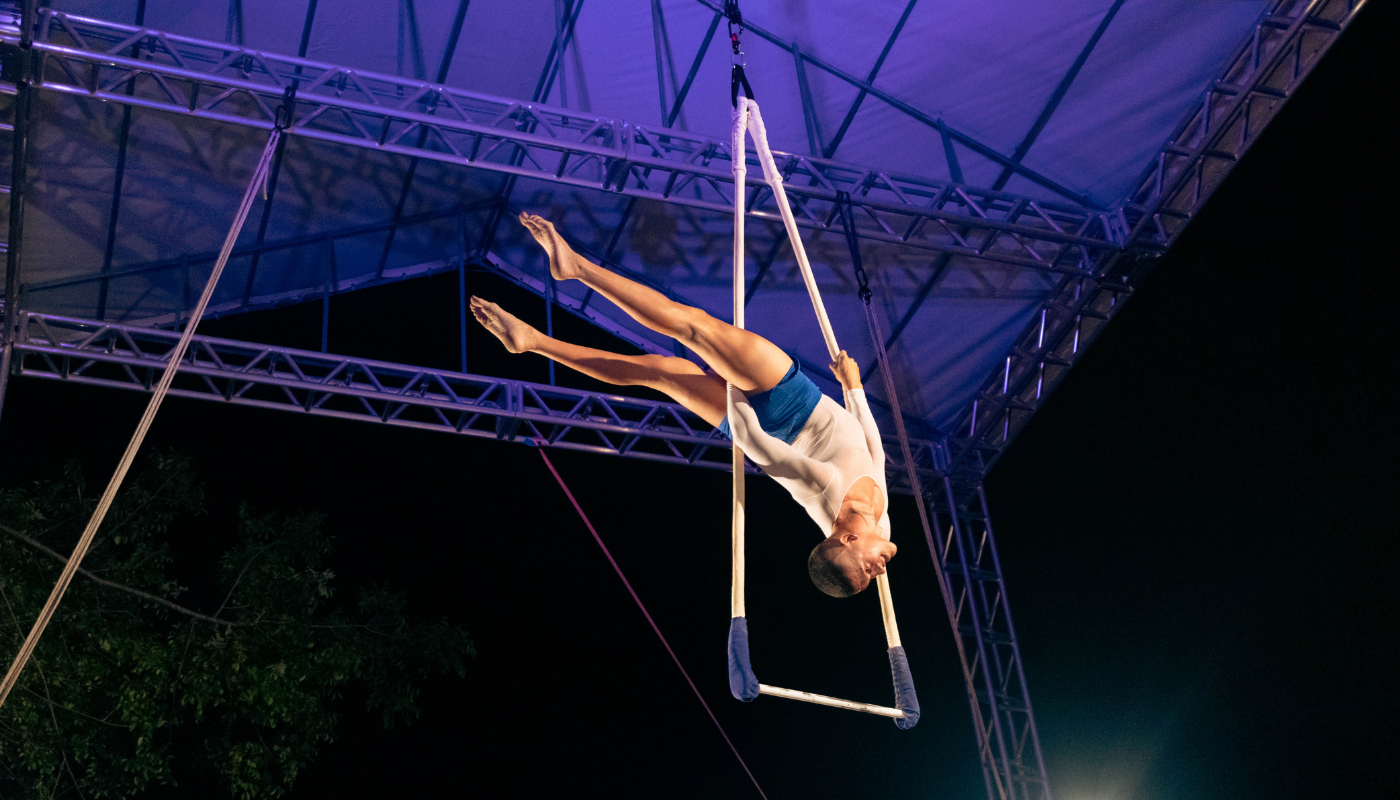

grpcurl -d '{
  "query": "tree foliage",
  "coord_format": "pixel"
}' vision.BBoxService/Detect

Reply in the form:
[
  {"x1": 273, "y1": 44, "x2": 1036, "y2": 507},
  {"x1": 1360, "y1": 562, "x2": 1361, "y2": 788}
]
[{"x1": 0, "y1": 452, "x2": 473, "y2": 798}]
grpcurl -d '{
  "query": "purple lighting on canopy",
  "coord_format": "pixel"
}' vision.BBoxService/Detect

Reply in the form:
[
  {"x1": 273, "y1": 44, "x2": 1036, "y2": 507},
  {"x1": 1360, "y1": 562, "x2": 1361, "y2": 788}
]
[{"x1": 12, "y1": 0, "x2": 1290, "y2": 440}]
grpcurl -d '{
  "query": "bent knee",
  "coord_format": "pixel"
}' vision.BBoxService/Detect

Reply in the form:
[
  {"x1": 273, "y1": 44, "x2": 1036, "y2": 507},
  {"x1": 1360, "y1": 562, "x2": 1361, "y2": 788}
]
[{"x1": 674, "y1": 305, "x2": 718, "y2": 344}]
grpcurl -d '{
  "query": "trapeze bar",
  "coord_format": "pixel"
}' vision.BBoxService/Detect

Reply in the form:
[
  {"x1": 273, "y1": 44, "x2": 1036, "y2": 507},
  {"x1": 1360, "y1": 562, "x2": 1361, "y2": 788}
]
[{"x1": 757, "y1": 684, "x2": 904, "y2": 719}]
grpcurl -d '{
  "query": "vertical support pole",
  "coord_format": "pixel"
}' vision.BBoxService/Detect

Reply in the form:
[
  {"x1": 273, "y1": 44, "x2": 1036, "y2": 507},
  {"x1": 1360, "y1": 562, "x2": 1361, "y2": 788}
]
[
  {"x1": 650, "y1": 0, "x2": 671, "y2": 125},
  {"x1": 926, "y1": 495, "x2": 1001, "y2": 800},
  {"x1": 666, "y1": 12, "x2": 719, "y2": 129},
  {"x1": 545, "y1": 272, "x2": 555, "y2": 385},
  {"x1": 457, "y1": 209, "x2": 468, "y2": 373},
  {"x1": 944, "y1": 476, "x2": 1016, "y2": 800},
  {"x1": 791, "y1": 45, "x2": 824, "y2": 157},
  {"x1": 927, "y1": 474, "x2": 1054, "y2": 800},
  {"x1": 978, "y1": 484, "x2": 1053, "y2": 800},
  {"x1": 0, "y1": 0, "x2": 39, "y2": 428},
  {"x1": 320, "y1": 236, "x2": 334, "y2": 353},
  {"x1": 96, "y1": 0, "x2": 149, "y2": 321},
  {"x1": 938, "y1": 120, "x2": 965, "y2": 185}
]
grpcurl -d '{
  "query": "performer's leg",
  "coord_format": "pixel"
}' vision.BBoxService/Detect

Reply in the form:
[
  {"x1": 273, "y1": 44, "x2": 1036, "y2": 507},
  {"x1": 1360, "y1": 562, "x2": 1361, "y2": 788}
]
[
  {"x1": 520, "y1": 213, "x2": 792, "y2": 394},
  {"x1": 470, "y1": 297, "x2": 727, "y2": 426}
]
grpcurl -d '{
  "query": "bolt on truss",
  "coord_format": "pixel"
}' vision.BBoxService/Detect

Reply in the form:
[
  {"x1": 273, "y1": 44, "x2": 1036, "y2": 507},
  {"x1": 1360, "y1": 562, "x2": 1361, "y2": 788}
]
[
  {"x1": 10, "y1": 311, "x2": 941, "y2": 493},
  {"x1": 0, "y1": 7, "x2": 1125, "y2": 277},
  {"x1": 928, "y1": 480, "x2": 1050, "y2": 800},
  {"x1": 1123, "y1": 0, "x2": 1364, "y2": 249}
]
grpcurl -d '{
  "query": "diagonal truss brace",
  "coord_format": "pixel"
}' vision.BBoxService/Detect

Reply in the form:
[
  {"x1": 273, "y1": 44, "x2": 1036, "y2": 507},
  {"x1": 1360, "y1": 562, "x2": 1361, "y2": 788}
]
[
  {"x1": 0, "y1": 7, "x2": 1123, "y2": 277},
  {"x1": 9, "y1": 311, "x2": 941, "y2": 494}
]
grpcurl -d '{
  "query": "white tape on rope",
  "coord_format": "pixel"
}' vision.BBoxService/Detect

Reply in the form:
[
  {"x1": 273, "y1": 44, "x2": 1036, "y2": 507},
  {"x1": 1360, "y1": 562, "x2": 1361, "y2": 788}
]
[{"x1": 742, "y1": 99, "x2": 839, "y2": 361}]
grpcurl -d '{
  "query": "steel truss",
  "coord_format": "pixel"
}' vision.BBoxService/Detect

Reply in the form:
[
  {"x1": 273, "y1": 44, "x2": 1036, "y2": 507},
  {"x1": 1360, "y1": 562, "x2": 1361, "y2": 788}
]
[
  {"x1": 929, "y1": 480, "x2": 1049, "y2": 800},
  {"x1": 0, "y1": 7, "x2": 1124, "y2": 277},
  {"x1": 0, "y1": 5, "x2": 1368, "y2": 800},
  {"x1": 1124, "y1": 0, "x2": 1364, "y2": 248},
  {"x1": 0, "y1": 0, "x2": 35, "y2": 428},
  {"x1": 948, "y1": 0, "x2": 1364, "y2": 481},
  {"x1": 9, "y1": 311, "x2": 940, "y2": 494}
]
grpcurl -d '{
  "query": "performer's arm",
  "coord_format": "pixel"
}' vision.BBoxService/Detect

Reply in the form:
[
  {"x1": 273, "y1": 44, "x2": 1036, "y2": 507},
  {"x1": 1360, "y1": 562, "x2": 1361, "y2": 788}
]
[
  {"x1": 832, "y1": 352, "x2": 892, "y2": 536},
  {"x1": 830, "y1": 351, "x2": 886, "y2": 467}
]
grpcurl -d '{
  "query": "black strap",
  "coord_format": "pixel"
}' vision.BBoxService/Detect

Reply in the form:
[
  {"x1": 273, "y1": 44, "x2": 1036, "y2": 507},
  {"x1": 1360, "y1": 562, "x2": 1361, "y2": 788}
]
[
  {"x1": 731, "y1": 64, "x2": 755, "y2": 108},
  {"x1": 275, "y1": 85, "x2": 297, "y2": 131}
]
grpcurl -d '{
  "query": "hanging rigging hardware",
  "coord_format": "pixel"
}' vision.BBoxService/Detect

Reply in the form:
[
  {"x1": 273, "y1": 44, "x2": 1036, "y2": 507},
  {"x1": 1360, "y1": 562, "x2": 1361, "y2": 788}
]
[
  {"x1": 262, "y1": 85, "x2": 298, "y2": 201},
  {"x1": 274, "y1": 84, "x2": 298, "y2": 132},
  {"x1": 725, "y1": 0, "x2": 754, "y2": 108},
  {"x1": 836, "y1": 191, "x2": 873, "y2": 304}
]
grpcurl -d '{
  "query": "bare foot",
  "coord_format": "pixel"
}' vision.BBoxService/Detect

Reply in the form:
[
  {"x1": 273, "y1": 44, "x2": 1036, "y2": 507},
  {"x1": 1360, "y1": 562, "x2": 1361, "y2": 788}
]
[
  {"x1": 519, "y1": 212, "x2": 581, "y2": 282},
  {"x1": 470, "y1": 296, "x2": 539, "y2": 354}
]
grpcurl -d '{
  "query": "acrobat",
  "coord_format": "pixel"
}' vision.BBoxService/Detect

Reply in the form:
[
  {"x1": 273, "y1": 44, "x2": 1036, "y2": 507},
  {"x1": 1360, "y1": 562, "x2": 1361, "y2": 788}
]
[{"x1": 472, "y1": 213, "x2": 897, "y2": 597}]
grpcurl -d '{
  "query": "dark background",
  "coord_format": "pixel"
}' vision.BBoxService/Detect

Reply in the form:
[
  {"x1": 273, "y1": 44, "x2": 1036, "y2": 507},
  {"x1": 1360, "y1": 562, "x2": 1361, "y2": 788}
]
[{"x1": 1, "y1": 5, "x2": 1395, "y2": 798}]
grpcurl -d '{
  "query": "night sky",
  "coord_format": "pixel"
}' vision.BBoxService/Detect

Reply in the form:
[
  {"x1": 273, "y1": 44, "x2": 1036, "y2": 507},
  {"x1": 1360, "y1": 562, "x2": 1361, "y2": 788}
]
[{"x1": 1, "y1": 5, "x2": 1395, "y2": 799}]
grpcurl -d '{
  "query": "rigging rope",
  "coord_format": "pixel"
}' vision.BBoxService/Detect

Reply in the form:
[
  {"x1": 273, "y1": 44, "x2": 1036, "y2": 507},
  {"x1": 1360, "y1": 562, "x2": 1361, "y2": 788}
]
[
  {"x1": 534, "y1": 447, "x2": 768, "y2": 800},
  {"x1": 0, "y1": 125, "x2": 286, "y2": 709}
]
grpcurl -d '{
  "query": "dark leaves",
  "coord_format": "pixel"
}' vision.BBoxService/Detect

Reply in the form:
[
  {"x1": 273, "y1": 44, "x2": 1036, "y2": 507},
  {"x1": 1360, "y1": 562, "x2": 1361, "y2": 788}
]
[{"x1": 0, "y1": 453, "x2": 472, "y2": 799}]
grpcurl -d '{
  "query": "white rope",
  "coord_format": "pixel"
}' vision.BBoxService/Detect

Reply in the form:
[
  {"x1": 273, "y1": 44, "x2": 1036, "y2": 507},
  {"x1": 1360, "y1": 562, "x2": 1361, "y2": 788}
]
[
  {"x1": 729, "y1": 97, "x2": 902, "y2": 661},
  {"x1": 743, "y1": 101, "x2": 840, "y2": 361},
  {"x1": 0, "y1": 128, "x2": 284, "y2": 709},
  {"x1": 729, "y1": 100, "x2": 750, "y2": 621}
]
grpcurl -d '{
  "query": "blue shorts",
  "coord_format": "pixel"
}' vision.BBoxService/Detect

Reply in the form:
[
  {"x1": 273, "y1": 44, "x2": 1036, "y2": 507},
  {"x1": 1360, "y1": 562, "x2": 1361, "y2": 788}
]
[{"x1": 718, "y1": 361, "x2": 822, "y2": 445}]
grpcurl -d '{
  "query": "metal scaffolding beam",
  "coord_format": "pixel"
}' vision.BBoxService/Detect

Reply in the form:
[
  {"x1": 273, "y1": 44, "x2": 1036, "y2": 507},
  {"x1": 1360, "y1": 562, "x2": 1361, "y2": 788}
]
[
  {"x1": 1123, "y1": 0, "x2": 1363, "y2": 249},
  {"x1": 0, "y1": 0, "x2": 36, "y2": 427},
  {"x1": 928, "y1": 480, "x2": 1051, "y2": 800},
  {"x1": 0, "y1": 7, "x2": 1123, "y2": 277},
  {"x1": 955, "y1": 0, "x2": 1365, "y2": 481},
  {"x1": 945, "y1": 253, "x2": 1135, "y2": 483},
  {"x1": 9, "y1": 311, "x2": 941, "y2": 493},
  {"x1": 822, "y1": 0, "x2": 918, "y2": 161},
  {"x1": 94, "y1": 0, "x2": 149, "y2": 320}
]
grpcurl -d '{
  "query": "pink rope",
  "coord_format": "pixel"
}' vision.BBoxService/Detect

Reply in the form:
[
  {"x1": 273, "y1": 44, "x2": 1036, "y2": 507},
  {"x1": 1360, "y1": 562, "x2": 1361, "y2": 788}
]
[{"x1": 536, "y1": 448, "x2": 768, "y2": 800}]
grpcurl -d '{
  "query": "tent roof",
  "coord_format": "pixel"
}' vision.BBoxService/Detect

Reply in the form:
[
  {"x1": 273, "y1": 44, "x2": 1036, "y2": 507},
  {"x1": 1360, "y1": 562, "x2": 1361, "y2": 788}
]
[{"x1": 5, "y1": 0, "x2": 1306, "y2": 442}]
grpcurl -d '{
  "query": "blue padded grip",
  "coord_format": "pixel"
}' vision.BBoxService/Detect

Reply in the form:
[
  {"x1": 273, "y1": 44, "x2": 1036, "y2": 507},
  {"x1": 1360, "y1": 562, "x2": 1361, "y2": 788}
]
[
  {"x1": 728, "y1": 616, "x2": 760, "y2": 701},
  {"x1": 888, "y1": 645, "x2": 920, "y2": 729}
]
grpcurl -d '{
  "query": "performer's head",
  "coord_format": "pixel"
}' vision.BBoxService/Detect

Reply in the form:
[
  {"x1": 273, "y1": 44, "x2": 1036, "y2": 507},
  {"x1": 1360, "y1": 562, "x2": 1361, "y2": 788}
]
[{"x1": 807, "y1": 526, "x2": 898, "y2": 597}]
